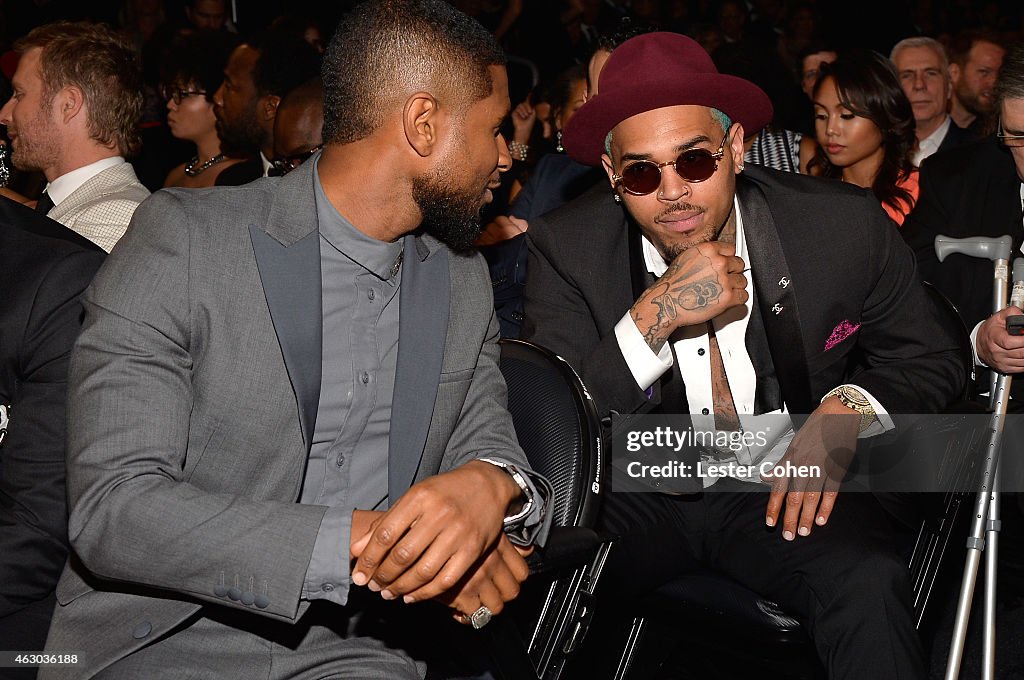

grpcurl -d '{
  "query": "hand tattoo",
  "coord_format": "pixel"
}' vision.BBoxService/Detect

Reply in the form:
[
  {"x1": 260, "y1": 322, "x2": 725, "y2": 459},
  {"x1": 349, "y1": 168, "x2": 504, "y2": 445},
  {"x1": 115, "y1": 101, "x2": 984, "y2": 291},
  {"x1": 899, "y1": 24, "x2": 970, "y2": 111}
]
[{"x1": 633, "y1": 268, "x2": 724, "y2": 351}]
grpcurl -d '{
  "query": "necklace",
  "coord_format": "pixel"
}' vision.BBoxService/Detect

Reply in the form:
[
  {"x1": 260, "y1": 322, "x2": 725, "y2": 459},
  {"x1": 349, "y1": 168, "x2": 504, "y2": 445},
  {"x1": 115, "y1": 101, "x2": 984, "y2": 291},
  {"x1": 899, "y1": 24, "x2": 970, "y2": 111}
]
[{"x1": 184, "y1": 153, "x2": 226, "y2": 177}]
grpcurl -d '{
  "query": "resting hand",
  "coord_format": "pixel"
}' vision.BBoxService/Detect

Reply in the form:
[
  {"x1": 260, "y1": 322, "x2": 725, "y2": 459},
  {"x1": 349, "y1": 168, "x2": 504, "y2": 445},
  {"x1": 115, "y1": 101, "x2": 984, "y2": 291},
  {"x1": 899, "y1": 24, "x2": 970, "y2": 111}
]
[
  {"x1": 435, "y1": 534, "x2": 532, "y2": 624},
  {"x1": 976, "y1": 306, "x2": 1024, "y2": 374},
  {"x1": 349, "y1": 460, "x2": 522, "y2": 602},
  {"x1": 763, "y1": 397, "x2": 858, "y2": 540}
]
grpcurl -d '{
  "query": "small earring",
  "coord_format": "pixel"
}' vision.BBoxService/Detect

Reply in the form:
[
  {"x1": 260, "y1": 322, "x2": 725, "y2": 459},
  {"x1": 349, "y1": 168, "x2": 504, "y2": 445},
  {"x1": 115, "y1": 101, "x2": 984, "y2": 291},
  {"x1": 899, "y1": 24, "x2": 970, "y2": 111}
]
[
  {"x1": 613, "y1": 193, "x2": 622, "y2": 203},
  {"x1": 556, "y1": 130, "x2": 564, "y2": 153}
]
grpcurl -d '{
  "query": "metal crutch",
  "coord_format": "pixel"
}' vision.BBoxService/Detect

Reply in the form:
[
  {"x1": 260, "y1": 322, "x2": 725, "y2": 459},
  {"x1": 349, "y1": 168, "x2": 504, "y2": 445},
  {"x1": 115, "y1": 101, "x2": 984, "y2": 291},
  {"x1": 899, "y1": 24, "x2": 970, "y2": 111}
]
[{"x1": 934, "y1": 235, "x2": 1020, "y2": 679}]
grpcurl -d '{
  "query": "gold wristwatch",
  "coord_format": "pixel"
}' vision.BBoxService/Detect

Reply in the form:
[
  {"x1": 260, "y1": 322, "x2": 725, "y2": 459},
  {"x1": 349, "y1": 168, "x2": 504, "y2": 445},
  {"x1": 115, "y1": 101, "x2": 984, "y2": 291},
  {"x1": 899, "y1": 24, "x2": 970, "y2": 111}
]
[{"x1": 825, "y1": 385, "x2": 877, "y2": 434}]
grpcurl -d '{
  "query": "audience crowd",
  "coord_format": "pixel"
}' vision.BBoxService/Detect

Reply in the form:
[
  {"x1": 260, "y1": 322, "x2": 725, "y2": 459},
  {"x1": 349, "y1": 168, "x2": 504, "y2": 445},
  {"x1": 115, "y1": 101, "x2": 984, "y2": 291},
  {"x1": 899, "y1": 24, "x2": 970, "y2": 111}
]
[{"x1": 2, "y1": 0, "x2": 1024, "y2": 678}]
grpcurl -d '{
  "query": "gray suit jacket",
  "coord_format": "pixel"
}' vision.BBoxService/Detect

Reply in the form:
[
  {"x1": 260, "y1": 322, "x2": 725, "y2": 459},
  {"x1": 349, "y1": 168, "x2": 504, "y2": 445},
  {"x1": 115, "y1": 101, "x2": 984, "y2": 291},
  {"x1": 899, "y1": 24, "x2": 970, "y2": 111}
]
[
  {"x1": 47, "y1": 162, "x2": 149, "y2": 252},
  {"x1": 43, "y1": 160, "x2": 537, "y2": 678}
]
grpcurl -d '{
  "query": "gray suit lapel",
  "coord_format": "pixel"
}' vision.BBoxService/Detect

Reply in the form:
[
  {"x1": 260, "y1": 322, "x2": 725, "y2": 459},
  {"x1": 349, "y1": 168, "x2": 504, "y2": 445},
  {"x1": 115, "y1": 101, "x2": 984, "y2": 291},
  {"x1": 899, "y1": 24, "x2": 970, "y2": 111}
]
[
  {"x1": 389, "y1": 236, "x2": 450, "y2": 502},
  {"x1": 249, "y1": 163, "x2": 322, "y2": 449}
]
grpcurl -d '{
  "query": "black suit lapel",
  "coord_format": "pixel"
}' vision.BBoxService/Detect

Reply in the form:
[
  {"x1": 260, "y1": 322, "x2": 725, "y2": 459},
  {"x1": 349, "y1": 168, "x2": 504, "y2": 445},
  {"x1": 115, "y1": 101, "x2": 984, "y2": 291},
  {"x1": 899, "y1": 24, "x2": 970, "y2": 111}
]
[
  {"x1": 736, "y1": 178, "x2": 814, "y2": 416},
  {"x1": 745, "y1": 283, "x2": 783, "y2": 414}
]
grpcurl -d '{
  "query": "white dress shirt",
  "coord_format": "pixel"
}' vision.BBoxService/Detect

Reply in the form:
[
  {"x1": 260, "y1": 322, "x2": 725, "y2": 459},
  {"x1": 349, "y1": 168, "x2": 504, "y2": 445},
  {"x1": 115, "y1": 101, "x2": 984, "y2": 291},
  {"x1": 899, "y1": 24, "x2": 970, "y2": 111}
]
[
  {"x1": 44, "y1": 156, "x2": 125, "y2": 208},
  {"x1": 912, "y1": 116, "x2": 952, "y2": 167},
  {"x1": 613, "y1": 196, "x2": 891, "y2": 484}
]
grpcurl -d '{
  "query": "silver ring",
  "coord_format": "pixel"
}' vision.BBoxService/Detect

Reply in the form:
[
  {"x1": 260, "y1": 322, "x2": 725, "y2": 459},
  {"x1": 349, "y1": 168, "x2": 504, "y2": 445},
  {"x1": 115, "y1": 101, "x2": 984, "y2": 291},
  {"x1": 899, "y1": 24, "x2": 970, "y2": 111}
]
[{"x1": 469, "y1": 605, "x2": 493, "y2": 629}]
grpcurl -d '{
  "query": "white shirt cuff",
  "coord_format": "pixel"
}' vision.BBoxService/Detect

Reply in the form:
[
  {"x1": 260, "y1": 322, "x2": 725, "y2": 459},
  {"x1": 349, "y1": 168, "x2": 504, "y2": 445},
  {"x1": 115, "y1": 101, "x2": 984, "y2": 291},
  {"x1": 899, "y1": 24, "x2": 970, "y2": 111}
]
[
  {"x1": 825, "y1": 384, "x2": 894, "y2": 437},
  {"x1": 614, "y1": 312, "x2": 673, "y2": 391},
  {"x1": 970, "y1": 320, "x2": 988, "y2": 367}
]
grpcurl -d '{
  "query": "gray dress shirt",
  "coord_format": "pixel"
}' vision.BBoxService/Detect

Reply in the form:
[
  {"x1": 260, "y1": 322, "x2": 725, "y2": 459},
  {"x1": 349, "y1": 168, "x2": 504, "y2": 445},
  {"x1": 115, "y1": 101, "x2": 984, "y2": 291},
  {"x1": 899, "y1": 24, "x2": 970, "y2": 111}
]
[
  {"x1": 301, "y1": 163, "x2": 405, "y2": 605},
  {"x1": 300, "y1": 161, "x2": 551, "y2": 606}
]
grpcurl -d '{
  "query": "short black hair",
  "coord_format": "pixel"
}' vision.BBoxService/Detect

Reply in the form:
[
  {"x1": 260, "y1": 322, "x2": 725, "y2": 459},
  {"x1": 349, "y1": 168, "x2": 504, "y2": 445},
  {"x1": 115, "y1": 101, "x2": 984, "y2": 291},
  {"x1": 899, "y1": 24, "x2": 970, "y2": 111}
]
[
  {"x1": 250, "y1": 30, "x2": 321, "y2": 100},
  {"x1": 321, "y1": 0, "x2": 505, "y2": 146},
  {"x1": 162, "y1": 30, "x2": 240, "y2": 102},
  {"x1": 595, "y1": 17, "x2": 663, "y2": 54}
]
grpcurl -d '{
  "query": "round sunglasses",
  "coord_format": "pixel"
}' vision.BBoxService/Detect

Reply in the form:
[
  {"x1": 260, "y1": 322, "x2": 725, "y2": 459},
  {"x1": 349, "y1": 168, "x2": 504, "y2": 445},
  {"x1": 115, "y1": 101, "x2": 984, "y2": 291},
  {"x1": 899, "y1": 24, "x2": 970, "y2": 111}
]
[{"x1": 611, "y1": 129, "x2": 731, "y2": 196}]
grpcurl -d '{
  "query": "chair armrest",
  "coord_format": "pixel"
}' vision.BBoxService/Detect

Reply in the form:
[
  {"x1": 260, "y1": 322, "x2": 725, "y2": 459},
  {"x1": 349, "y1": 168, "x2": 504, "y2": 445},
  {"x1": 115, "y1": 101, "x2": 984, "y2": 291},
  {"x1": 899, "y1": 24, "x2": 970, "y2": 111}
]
[{"x1": 527, "y1": 526, "x2": 607, "y2": 575}]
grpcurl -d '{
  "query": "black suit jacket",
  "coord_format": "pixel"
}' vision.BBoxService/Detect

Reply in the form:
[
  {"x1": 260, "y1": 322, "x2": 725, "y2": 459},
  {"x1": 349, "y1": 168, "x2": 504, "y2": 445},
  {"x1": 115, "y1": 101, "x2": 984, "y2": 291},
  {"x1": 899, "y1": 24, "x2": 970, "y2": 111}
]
[
  {"x1": 214, "y1": 156, "x2": 263, "y2": 186},
  {"x1": 903, "y1": 135, "x2": 1022, "y2": 331},
  {"x1": 522, "y1": 166, "x2": 965, "y2": 427},
  {"x1": 937, "y1": 119, "x2": 971, "y2": 155},
  {"x1": 0, "y1": 197, "x2": 105, "y2": 649},
  {"x1": 902, "y1": 135, "x2": 1023, "y2": 398}
]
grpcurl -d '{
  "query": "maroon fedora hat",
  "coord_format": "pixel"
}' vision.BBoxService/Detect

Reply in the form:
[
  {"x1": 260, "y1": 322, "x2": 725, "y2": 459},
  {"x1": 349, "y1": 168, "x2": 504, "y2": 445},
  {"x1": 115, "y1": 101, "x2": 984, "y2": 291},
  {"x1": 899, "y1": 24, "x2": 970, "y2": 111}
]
[{"x1": 563, "y1": 32, "x2": 774, "y2": 166}]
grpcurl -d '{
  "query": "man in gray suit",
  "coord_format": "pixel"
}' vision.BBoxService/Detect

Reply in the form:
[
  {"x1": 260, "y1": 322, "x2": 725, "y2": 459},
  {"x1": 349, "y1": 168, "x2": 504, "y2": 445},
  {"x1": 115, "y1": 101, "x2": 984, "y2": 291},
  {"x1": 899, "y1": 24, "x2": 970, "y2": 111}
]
[
  {"x1": 0, "y1": 21, "x2": 149, "y2": 252},
  {"x1": 42, "y1": 1, "x2": 550, "y2": 678}
]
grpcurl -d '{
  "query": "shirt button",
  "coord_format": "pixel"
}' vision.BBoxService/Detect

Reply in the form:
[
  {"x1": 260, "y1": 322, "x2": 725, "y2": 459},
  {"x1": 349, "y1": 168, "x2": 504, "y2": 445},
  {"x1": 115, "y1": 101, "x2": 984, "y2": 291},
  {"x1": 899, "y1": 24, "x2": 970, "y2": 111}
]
[
  {"x1": 360, "y1": 372, "x2": 370, "y2": 384},
  {"x1": 336, "y1": 453, "x2": 345, "y2": 467},
  {"x1": 697, "y1": 348, "x2": 706, "y2": 356},
  {"x1": 701, "y1": 408, "x2": 710, "y2": 415},
  {"x1": 322, "y1": 583, "x2": 335, "y2": 592},
  {"x1": 368, "y1": 289, "x2": 375, "y2": 301}
]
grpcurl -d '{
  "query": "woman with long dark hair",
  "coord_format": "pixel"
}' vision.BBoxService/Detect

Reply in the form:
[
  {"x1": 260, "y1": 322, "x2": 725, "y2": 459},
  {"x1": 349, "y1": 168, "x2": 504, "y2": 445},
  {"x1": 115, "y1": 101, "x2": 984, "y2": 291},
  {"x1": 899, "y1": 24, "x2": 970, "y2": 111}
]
[{"x1": 808, "y1": 50, "x2": 918, "y2": 225}]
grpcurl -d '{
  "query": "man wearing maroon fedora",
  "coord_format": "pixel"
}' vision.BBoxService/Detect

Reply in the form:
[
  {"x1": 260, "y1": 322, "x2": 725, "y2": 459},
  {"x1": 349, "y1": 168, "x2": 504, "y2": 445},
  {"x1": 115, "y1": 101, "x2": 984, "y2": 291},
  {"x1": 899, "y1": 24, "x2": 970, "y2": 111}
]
[{"x1": 521, "y1": 32, "x2": 965, "y2": 677}]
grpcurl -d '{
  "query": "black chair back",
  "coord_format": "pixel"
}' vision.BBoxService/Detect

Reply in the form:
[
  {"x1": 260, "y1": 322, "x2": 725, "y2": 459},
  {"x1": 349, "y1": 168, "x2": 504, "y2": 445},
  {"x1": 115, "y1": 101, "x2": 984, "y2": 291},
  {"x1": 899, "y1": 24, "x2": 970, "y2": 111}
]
[
  {"x1": 499, "y1": 338, "x2": 603, "y2": 530},
  {"x1": 492, "y1": 339, "x2": 611, "y2": 680},
  {"x1": 922, "y1": 281, "x2": 976, "y2": 402}
]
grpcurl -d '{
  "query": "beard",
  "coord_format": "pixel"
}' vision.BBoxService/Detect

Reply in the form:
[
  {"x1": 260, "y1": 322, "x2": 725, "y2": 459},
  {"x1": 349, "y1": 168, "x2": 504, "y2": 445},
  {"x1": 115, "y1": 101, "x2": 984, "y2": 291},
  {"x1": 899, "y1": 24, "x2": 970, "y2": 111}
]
[
  {"x1": 648, "y1": 202, "x2": 715, "y2": 262},
  {"x1": 411, "y1": 167, "x2": 487, "y2": 253},
  {"x1": 215, "y1": 104, "x2": 263, "y2": 154},
  {"x1": 957, "y1": 81, "x2": 996, "y2": 116},
  {"x1": 8, "y1": 109, "x2": 61, "y2": 172}
]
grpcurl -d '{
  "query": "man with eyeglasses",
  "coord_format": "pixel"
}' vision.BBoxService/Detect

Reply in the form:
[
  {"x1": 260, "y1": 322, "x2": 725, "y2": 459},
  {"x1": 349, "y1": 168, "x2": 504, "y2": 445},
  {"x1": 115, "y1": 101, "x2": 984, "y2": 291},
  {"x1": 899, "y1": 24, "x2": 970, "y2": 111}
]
[
  {"x1": 905, "y1": 44, "x2": 1024, "y2": 402},
  {"x1": 269, "y1": 77, "x2": 323, "y2": 177},
  {"x1": 522, "y1": 32, "x2": 964, "y2": 678}
]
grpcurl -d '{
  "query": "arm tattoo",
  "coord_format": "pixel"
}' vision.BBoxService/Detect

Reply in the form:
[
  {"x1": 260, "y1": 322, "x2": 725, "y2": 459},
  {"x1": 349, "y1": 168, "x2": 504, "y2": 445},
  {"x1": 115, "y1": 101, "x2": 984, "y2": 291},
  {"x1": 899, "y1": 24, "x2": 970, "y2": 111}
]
[{"x1": 626, "y1": 274, "x2": 724, "y2": 352}]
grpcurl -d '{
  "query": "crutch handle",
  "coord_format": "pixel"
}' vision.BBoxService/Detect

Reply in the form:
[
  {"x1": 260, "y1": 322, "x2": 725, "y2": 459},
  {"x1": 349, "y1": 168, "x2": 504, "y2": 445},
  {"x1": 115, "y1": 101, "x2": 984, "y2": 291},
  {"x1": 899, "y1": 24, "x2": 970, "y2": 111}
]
[
  {"x1": 934, "y1": 234, "x2": 1013, "y2": 263},
  {"x1": 1013, "y1": 258, "x2": 1024, "y2": 285}
]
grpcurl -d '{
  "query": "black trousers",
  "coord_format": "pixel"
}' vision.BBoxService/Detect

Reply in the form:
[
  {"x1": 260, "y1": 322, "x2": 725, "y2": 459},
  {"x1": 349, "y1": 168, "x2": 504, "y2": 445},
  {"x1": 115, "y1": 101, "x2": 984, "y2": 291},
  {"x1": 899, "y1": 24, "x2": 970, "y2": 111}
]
[{"x1": 590, "y1": 481, "x2": 925, "y2": 680}]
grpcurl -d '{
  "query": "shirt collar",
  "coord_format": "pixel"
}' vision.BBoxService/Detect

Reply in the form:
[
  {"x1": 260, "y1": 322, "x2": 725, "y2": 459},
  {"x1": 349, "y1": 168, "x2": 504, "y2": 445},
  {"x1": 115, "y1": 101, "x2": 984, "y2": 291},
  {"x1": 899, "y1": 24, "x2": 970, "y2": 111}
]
[
  {"x1": 642, "y1": 195, "x2": 748, "y2": 276},
  {"x1": 913, "y1": 115, "x2": 952, "y2": 164},
  {"x1": 313, "y1": 158, "x2": 404, "y2": 280},
  {"x1": 45, "y1": 156, "x2": 125, "y2": 206},
  {"x1": 260, "y1": 151, "x2": 272, "y2": 178}
]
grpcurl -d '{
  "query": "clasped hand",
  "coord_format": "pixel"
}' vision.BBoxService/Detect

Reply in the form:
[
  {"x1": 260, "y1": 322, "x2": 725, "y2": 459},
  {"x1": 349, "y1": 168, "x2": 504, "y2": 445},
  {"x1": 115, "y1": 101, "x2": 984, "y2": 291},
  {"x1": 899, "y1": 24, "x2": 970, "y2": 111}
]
[
  {"x1": 349, "y1": 460, "x2": 532, "y2": 623},
  {"x1": 630, "y1": 242, "x2": 748, "y2": 352},
  {"x1": 977, "y1": 306, "x2": 1024, "y2": 374}
]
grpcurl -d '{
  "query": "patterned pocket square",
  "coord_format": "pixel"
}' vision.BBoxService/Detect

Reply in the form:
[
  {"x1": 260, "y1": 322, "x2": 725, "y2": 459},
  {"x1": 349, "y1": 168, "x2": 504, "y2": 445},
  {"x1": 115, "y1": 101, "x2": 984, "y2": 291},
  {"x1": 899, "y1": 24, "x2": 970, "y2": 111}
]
[{"x1": 824, "y1": 320, "x2": 861, "y2": 351}]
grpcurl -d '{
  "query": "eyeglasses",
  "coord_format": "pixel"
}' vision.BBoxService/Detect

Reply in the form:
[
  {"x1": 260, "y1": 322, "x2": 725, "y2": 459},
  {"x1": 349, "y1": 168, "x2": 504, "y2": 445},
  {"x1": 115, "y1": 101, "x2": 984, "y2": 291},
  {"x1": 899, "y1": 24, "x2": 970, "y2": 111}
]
[
  {"x1": 611, "y1": 129, "x2": 731, "y2": 196},
  {"x1": 162, "y1": 86, "x2": 207, "y2": 105},
  {"x1": 997, "y1": 119, "x2": 1024, "y2": 148},
  {"x1": 268, "y1": 145, "x2": 323, "y2": 176}
]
